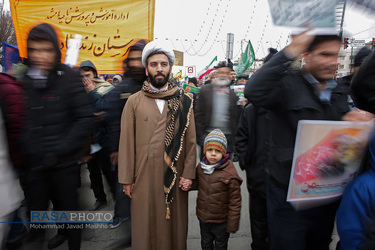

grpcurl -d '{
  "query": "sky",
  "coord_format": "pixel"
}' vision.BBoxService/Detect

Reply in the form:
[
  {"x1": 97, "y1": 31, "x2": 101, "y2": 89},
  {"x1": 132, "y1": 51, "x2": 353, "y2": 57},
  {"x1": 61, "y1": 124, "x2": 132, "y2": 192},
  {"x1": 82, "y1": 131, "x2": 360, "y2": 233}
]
[
  {"x1": 152, "y1": 0, "x2": 375, "y2": 73},
  {"x1": 3, "y1": 0, "x2": 375, "y2": 74}
]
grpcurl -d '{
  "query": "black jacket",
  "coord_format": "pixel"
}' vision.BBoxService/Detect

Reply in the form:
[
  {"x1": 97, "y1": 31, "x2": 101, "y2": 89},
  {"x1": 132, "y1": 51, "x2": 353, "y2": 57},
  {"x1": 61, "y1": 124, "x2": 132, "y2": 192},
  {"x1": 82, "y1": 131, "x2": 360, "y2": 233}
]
[
  {"x1": 351, "y1": 50, "x2": 375, "y2": 114},
  {"x1": 235, "y1": 104, "x2": 268, "y2": 197},
  {"x1": 22, "y1": 64, "x2": 94, "y2": 169},
  {"x1": 104, "y1": 71, "x2": 145, "y2": 152},
  {"x1": 245, "y1": 50, "x2": 350, "y2": 188},
  {"x1": 195, "y1": 84, "x2": 242, "y2": 147}
]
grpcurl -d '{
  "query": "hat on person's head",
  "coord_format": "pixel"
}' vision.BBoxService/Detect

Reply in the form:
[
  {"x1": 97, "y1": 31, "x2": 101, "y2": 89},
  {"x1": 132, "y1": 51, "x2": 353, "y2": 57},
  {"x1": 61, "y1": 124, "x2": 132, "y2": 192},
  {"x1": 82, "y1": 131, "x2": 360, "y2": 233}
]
[
  {"x1": 354, "y1": 47, "x2": 372, "y2": 67},
  {"x1": 203, "y1": 129, "x2": 227, "y2": 156},
  {"x1": 215, "y1": 59, "x2": 233, "y2": 70},
  {"x1": 129, "y1": 39, "x2": 148, "y2": 52},
  {"x1": 141, "y1": 40, "x2": 175, "y2": 68},
  {"x1": 80, "y1": 60, "x2": 97, "y2": 72},
  {"x1": 188, "y1": 77, "x2": 198, "y2": 86},
  {"x1": 113, "y1": 74, "x2": 122, "y2": 83},
  {"x1": 237, "y1": 73, "x2": 249, "y2": 80}
]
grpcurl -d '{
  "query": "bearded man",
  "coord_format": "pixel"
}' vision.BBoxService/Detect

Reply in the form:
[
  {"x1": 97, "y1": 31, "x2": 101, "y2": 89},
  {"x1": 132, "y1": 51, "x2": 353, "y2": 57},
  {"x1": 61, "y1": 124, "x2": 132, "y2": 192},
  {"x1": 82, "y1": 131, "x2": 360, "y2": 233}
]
[
  {"x1": 195, "y1": 60, "x2": 242, "y2": 160},
  {"x1": 117, "y1": 41, "x2": 196, "y2": 250}
]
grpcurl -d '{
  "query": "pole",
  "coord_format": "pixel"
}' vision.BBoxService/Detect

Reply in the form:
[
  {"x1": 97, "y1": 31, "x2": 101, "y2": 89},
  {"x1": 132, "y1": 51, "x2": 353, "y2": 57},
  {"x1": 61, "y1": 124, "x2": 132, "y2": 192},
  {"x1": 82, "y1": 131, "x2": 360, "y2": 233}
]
[
  {"x1": 226, "y1": 33, "x2": 234, "y2": 60},
  {"x1": 350, "y1": 46, "x2": 353, "y2": 75}
]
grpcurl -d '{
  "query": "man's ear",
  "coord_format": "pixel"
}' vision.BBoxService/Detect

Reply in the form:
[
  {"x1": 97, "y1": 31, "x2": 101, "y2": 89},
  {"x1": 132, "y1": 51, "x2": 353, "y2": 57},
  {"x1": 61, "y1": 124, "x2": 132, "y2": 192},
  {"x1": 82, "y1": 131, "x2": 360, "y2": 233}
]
[
  {"x1": 302, "y1": 52, "x2": 310, "y2": 64},
  {"x1": 145, "y1": 68, "x2": 149, "y2": 76}
]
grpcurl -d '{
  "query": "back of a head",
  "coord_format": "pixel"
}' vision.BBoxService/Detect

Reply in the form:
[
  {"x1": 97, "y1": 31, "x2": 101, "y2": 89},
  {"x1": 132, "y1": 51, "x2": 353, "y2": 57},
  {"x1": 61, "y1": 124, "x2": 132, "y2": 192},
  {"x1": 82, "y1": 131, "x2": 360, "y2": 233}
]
[
  {"x1": 354, "y1": 47, "x2": 372, "y2": 67},
  {"x1": 27, "y1": 22, "x2": 61, "y2": 63},
  {"x1": 264, "y1": 48, "x2": 278, "y2": 64}
]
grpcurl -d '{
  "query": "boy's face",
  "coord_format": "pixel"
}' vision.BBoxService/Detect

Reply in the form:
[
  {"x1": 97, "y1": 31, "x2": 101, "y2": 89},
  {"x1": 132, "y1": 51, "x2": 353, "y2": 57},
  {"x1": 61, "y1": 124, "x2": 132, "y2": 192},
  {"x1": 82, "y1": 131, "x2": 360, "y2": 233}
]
[{"x1": 205, "y1": 148, "x2": 223, "y2": 165}]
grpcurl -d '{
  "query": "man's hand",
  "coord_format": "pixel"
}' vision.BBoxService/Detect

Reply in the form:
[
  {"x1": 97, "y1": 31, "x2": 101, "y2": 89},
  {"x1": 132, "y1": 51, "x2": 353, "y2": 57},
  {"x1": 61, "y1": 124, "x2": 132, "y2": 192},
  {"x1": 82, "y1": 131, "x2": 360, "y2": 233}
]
[
  {"x1": 179, "y1": 177, "x2": 192, "y2": 191},
  {"x1": 284, "y1": 30, "x2": 315, "y2": 59},
  {"x1": 83, "y1": 77, "x2": 96, "y2": 93},
  {"x1": 110, "y1": 152, "x2": 119, "y2": 165},
  {"x1": 342, "y1": 109, "x2": 375, "y2": 122},
  {"x1": 123, "y1": 184, "x2": 134, "y2": 198}
]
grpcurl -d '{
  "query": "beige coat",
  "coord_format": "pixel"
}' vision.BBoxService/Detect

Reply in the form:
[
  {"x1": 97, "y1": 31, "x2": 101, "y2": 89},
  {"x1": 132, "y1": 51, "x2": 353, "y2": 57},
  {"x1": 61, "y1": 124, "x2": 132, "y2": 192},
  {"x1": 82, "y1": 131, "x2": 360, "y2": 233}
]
[{"x1": 118, "y1": 90, "x2": 196, "y2": 250}]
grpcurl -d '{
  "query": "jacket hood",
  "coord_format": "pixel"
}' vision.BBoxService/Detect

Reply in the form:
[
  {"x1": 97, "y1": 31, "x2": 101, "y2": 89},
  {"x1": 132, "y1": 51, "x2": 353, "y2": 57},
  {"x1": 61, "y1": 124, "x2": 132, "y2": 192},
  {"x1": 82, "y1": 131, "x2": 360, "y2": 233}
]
[
  {"x1": 27, "y1": 23, "x2": 62, "y2": 63},
  {"x1": 79, "y1": 60, "x2": 97, "y2": 75}
]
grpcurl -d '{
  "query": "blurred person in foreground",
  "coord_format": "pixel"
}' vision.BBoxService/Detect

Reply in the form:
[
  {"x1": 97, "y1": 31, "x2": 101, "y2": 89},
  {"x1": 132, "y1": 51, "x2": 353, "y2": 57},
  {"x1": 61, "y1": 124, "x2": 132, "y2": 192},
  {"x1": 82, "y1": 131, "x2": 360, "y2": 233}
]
[
  {"x1": 245, "y1": 31, "x2": 372, "y2": 250},
  {"x1": 20, "y1": 23, "x2": 93, "y2": 250},
  {"x1": 195, "y1": 60, "x2": 242, "y2": 160},
  {"x1": 104, "y1": 39, "x2": 148, "y2": 231},
  {"x1": 118, "y1": 41, "x2": 196, "y2": 249},
  {"x1": 234, "y1": 48, "x2": 278, "y2": 250},
  {"x1": 0, "y1": 106, "x2": 23, "y2": 250},
  {"x1": 337, "y1": 50, "x2": 375, "y2": 250},
  {"x1": 0, "y1": 72, "x2": 28, "y2": 248},
  {"x1": 337, "y1": 46, "x2": 372, "y2": 109}
]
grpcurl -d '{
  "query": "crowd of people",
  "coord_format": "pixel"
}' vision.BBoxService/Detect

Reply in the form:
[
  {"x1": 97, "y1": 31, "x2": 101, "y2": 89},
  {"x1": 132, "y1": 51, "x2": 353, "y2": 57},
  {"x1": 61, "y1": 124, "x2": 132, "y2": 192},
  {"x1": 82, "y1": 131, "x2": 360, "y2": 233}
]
[{"x1": 1, "y1": 21, "x2": 375, "y2": 250}]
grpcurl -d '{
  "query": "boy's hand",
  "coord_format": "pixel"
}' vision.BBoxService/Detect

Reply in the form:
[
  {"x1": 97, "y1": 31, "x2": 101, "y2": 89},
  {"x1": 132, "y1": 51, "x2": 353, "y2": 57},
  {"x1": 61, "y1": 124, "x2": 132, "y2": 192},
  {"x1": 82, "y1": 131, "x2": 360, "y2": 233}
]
[
  {"x1": 179, "y1": 177, "x2": 192, "y2": 191},
  {"x1": 83, "y1": 77, "x2": 95, "y2": 93}
]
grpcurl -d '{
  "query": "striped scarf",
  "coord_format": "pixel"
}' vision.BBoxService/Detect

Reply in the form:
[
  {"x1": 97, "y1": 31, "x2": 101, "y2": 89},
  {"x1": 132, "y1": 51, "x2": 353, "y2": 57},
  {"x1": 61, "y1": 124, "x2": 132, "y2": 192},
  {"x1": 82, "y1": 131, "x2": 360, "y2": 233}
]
[{"x1": 142, "y1": 80, "x2": 194, "y2": 219}]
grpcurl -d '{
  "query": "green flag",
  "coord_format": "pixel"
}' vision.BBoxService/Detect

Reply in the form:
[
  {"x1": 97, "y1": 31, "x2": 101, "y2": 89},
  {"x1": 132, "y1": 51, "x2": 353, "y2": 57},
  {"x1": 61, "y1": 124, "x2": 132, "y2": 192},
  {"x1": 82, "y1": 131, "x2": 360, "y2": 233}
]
[{"x1": 235, "y1": 40, "x2": 255, "y2": 74}]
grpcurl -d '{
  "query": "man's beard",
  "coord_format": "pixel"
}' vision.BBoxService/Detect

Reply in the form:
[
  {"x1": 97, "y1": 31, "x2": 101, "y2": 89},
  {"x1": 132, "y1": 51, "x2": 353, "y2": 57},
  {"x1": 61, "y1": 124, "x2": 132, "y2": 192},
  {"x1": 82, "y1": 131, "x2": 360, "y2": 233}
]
[
  {"x1": 149, "y1": 72, "x2": 170, "y2": 88},
  {"x1": 214, "y1": 77, "x2": 231, "y2": 87}
]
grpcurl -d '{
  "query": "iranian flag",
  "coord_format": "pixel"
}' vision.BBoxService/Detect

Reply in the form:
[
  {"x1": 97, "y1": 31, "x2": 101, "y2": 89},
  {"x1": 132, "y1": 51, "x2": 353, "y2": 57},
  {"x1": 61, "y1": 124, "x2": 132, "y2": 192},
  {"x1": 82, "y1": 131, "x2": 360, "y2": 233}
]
[{"x1": 197, "y1": 56, "x2": 217, "y2": 80}]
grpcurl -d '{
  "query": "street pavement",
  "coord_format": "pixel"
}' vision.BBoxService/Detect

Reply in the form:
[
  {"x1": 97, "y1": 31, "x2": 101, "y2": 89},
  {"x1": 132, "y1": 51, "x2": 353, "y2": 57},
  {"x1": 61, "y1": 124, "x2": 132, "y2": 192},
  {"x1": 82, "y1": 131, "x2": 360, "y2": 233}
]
[{"x1": 17, "y1": 151, "x2": 339, "y2": 250}]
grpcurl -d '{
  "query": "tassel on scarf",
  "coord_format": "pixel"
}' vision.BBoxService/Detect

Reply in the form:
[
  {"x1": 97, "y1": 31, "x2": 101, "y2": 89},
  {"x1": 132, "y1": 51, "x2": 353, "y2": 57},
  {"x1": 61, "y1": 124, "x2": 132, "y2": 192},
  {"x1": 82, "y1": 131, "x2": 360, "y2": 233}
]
[{"x1": 166, "y1": 204, "x2": 171, "y2": 220}]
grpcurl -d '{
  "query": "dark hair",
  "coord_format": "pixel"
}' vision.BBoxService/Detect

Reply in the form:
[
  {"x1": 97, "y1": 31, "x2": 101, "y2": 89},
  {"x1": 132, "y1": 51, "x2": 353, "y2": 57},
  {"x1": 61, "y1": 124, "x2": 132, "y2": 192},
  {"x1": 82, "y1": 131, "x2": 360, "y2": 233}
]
[
  {"x1": 306, "y1": 35, "x2": 342, "y2": 52},
  {"x1": 264, "y1": 48, "x2": 278, "y2": 63}
]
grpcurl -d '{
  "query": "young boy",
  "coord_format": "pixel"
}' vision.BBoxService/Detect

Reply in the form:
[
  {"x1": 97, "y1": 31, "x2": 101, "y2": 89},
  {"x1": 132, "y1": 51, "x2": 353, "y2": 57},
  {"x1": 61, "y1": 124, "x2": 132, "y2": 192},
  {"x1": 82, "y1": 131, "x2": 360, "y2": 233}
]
[{"x1": 187, "y1": 129, "x2": 242, "y2": 249}]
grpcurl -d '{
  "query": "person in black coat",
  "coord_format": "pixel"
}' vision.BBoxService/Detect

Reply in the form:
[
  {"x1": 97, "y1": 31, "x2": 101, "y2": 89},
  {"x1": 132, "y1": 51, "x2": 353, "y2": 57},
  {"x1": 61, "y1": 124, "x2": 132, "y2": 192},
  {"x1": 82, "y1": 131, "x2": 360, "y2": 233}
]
[
  {"x1": 195, "y1": 60, "x2": 242, "y2": 160},
  {"x1": 21, "y1": 23, "x2": 94, "y2": 250},
  {"x1": 104, "y1": 39, "x2": 148, "y2": 229},
  {"x1": 244, "y1": 32, "x2": 358, "y2": 250},
  {"x1": 235, "y1": 104, "x2": 269, "y2": 250}
]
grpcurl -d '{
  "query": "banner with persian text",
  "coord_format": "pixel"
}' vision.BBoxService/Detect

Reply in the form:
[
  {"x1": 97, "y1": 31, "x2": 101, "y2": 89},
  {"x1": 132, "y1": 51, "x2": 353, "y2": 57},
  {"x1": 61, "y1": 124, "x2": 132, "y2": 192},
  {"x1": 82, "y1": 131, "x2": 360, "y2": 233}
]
[{"x1": 9, "y1": 0, "x2": 155, "y2": 74}]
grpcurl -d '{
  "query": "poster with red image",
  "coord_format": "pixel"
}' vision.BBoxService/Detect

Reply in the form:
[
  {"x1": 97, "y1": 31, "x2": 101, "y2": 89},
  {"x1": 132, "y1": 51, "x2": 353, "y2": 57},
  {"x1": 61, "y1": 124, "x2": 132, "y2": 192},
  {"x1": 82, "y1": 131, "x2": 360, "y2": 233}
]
[{"x1": 287, "y1": 120, "x2": 373, "y2": 211}]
